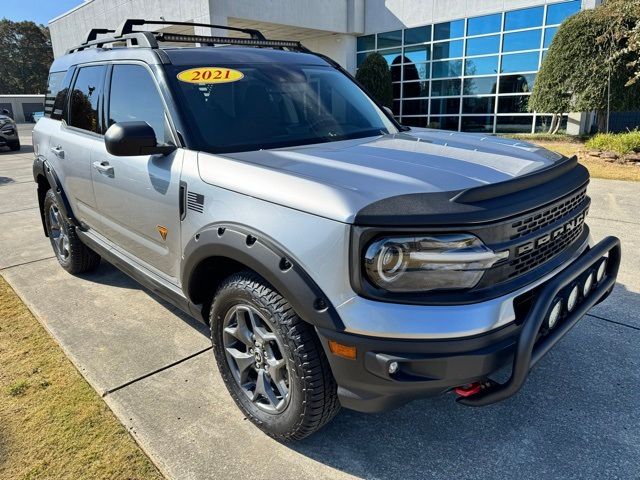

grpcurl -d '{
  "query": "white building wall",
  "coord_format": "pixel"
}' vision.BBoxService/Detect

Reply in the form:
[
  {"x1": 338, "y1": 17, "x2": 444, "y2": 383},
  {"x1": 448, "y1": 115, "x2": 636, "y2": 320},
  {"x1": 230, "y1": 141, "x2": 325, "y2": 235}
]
[{"x1": 363, "y1": 0, "x2": 591, "y2": 34}]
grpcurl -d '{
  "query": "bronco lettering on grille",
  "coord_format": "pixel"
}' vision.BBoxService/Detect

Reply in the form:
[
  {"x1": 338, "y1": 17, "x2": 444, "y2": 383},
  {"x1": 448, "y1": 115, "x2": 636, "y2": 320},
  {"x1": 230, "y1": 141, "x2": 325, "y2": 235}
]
[{"x1": 516, "y1": 210, "x2": 587, "y2": 257}]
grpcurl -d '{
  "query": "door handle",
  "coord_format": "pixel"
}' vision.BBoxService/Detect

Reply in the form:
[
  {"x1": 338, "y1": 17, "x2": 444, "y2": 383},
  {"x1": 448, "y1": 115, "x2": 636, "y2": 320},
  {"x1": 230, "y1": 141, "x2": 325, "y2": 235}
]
[
  {"x1": 50, "y1": 145, "x2": 64, "y2": 159},
  {"x1": 92, "y1": 161, "x2": 114, "y2": 178}
]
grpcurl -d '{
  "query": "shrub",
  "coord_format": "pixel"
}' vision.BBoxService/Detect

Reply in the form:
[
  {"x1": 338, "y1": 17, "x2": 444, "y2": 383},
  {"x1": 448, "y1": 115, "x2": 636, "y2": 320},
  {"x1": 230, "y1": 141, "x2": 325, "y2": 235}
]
[
  {"x1": 585, "y1": 130, "x2": 640, "y2": 155},
  {"x1": 355, "y1": 52, "x2": 393, "y2": 108}
]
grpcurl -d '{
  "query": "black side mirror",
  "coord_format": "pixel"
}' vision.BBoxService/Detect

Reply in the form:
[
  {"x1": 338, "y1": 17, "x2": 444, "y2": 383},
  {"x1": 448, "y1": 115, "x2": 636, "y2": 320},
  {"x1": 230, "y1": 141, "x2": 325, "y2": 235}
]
[
  {"x1": 104, "y1": 121, "x2": 176, "y2": 156},
  {"x1": 1, "y1": 108, "x2": 11, "y2": 117}
]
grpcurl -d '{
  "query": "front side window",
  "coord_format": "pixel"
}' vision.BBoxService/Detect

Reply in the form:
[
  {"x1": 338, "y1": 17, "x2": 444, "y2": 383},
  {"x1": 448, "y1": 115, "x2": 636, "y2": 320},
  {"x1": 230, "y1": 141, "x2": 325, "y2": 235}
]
[
  {"x1": 167, "y1": 64, "x2": 398, "y2": 154},
  {"x1": 108, "y1": 64, "x2": 167, "y2": 143},
  {"x1": 69, "y1": 65, "x2": 105, "y2": 133}
]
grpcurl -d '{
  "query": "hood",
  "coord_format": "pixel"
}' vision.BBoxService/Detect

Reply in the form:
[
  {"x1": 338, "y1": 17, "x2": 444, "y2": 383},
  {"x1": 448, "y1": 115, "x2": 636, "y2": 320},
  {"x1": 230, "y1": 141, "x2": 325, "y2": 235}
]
[{"x1": 197, "y1": 129, "x2": 565, "y2": 224}]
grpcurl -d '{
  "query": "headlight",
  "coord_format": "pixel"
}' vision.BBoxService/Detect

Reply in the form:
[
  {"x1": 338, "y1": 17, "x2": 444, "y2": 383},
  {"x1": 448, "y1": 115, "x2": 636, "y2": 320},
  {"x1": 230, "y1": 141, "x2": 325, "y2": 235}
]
[{"x1": 363, "y1": 234, "x2": 508, "y2": 292}]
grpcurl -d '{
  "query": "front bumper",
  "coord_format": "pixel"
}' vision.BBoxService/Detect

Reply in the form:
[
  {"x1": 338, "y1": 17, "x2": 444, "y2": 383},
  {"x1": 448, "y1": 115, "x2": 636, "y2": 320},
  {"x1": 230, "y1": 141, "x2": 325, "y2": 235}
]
[
  {"x1": 0, "y1": 125, "x2": 19, "y2": 146},
  {"x1": 317, "y1": 236, "x2": 621, "y2": 413}
]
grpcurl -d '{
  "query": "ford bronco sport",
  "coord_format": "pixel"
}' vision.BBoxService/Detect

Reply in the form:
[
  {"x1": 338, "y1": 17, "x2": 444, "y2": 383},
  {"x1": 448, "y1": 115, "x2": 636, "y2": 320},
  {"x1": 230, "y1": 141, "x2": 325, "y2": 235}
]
[{"x1": 33, "y1": 20, "x2": 621, "y2": 440}]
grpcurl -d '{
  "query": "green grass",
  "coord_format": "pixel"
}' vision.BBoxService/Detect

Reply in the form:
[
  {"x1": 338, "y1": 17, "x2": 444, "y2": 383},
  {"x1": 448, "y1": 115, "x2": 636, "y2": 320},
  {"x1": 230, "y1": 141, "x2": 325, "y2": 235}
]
[
  {"x1": 585, "y1": 130, "x2": 640, "y2": 155},
  {"x1": 0, "y1": 275, "x2": 163, "y2": 480}
]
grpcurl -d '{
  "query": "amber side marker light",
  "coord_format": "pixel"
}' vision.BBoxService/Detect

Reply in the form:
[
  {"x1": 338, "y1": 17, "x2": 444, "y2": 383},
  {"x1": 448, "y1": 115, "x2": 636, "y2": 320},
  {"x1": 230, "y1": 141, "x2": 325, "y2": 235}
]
[{"x1": 328, "y1": 341, "x2": 357, "y2": 360}]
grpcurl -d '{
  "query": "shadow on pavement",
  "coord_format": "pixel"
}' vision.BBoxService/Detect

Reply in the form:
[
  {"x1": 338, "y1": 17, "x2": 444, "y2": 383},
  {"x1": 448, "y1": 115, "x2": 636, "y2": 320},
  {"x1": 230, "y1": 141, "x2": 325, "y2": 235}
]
[
  {"x1": 0, "y1": 177, "x2": 15, "y2": 185},
  {"x1": 0, "y1": 144, "x2": 33, "y2": 155},
  {"x1": 78, "y1": 261, "x2": 210, "y2": 337},
  {"x1": 290, "y1": 284, "x2": 640, "y2": 479}
]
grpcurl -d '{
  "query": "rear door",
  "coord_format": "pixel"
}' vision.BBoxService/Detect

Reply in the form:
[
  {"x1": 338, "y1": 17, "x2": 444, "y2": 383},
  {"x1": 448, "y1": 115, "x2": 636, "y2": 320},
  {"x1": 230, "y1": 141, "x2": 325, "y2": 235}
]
[
  {"x1": 91, "y1": 62, "x2": 183, "y2": 282},
  {"x1": 47, "y1": 64, "x2": 106, "y2": 224}
]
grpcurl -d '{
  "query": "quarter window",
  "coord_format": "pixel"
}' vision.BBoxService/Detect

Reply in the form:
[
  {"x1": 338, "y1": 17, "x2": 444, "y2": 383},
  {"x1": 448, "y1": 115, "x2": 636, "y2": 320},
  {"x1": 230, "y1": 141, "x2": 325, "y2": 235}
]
[
  {"x1": 108, "y1": 65, "x2": 167, "y2": 144},
  {"x1": 68, "y1": 65, "x2": 105, "y2": 133}
]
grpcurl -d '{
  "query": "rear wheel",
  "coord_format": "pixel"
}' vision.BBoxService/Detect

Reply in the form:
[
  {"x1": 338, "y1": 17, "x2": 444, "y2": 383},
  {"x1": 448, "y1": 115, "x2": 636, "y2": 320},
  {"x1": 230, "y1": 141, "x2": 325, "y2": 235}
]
[
  {"x1": 43, "y1": 189, "x2": 100, "y2": 274},
  {"x1": 8, "y1": 140, "x2": 20, "y2": 151},
  {"x1": 210, "y1": 271, "x2": 340, "y2": 441}
]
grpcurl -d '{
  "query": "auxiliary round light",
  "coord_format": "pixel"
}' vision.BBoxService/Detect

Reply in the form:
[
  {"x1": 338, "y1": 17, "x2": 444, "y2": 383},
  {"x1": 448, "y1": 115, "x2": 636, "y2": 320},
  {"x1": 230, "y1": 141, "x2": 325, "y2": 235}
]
[
  {"x1": 547, "y1": 299, "x2": 563, "y2": 330},
  {"x1": 596, "y1": 259, "x2": 607, "y2": 282},
  {"x1": 583, "y1": 272, "x2": 595, "y2": 297},
  {"x1": 567, "y1": 285, "x2": 579, "y2": 312}
]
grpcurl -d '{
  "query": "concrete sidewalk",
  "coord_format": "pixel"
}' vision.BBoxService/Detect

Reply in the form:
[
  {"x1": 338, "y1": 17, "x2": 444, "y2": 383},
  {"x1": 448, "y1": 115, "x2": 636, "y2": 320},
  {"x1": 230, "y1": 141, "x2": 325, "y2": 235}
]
[{"x1": 1, "y1": 126, "x2": 639, "y2": 479}]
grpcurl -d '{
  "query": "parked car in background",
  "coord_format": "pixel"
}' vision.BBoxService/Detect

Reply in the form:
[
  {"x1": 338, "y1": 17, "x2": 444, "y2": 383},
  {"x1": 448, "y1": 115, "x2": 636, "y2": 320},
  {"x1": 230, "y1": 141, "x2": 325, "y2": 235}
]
[{"x1": 0, "y1": 109, "x2": 20, "y2": 151}]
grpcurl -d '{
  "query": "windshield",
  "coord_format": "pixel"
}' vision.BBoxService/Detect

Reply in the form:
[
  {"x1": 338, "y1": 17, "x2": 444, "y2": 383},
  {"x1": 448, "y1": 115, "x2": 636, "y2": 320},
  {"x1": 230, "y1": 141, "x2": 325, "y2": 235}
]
[{"x1": 166, "y1": 63, "x2": 398, "y2": 153}]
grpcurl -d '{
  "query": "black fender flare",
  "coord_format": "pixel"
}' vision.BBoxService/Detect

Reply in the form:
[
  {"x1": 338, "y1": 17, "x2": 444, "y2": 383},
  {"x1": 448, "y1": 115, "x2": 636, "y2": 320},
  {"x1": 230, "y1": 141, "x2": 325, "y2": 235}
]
[
  {"x1": 181, "y1": 223, "x2": 345, "y2": 331},
  {"x1": 33, "y1": 156, "x2": 82, "y2": 234}
]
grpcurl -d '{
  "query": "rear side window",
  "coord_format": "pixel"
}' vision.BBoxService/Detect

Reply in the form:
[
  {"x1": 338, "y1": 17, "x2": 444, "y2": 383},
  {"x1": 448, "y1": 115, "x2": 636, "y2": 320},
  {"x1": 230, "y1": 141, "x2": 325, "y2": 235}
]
[
  {"x1": 44, "y1": 72, "x2": 65, "y2": 118},
  {"x1": 108, "y1": 64, "x2": 167, "y2": 143},
  {"x1": 69, "y1": 65, "x2": 106, "y2": 133}
]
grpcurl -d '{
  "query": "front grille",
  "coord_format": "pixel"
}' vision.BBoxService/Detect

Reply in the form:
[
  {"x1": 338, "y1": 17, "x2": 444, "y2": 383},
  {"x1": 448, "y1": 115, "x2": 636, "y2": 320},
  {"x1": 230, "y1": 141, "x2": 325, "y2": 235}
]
[
  {"x1": 507, "y1": 218, "x2": 585, "y2": 278},
  {"x1": 510, "y1": 187, "x2": 586, "y2": 240}
]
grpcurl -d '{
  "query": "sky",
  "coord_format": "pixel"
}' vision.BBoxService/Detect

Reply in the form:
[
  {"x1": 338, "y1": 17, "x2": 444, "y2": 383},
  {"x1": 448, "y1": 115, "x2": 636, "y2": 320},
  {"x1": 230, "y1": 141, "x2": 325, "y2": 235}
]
[{"x1": 2, "y1": 0, "x2": 84, "y2": 25}]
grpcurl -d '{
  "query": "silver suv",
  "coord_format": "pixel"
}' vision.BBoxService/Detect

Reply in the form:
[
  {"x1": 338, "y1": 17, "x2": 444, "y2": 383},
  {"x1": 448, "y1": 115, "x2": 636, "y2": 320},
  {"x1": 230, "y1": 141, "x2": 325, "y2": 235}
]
[{"x1": 33, "y1": 20, "x2": 621, "y2": 440}]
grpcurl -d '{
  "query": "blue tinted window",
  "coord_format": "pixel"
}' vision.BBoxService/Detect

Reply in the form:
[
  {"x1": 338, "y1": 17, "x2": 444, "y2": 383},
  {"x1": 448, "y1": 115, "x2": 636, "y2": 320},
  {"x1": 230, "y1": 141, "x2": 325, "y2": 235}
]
[
  {"x1": 404, "y1": 25, "x2": 431, "y2": 44},
  {"x1": 467, "y1": 14, "x2": 502, "y2": 36},
  {"x1": 496, "y1": 116, "x2": 534, "y2": 133},
  {"x1": 547, "y1": 1, "x2": 581, "y2": 25},
  {"x1": 402, "y1": 81, "x2": 428, "y2": 98},
  {"x1": 402, "y1": 98, "x2": 428, "y2": 116},
  {"x1": 466, "y1": 35, "x2": 500, "y2": 56},
  {"x1": 434, "y1": 20, "x2": 465, "y2": 40},
  {"x1": 357, "y1": 35, "x2": 375, "y2": 51},
  {"x1": 432, "y1": 60, "x2": 463, "y2": 78},
  {"x1": 498, "y1": 95, "x2": 530, "y2": 114},
  {"x1": 357, "y1": 52, "x2": 371, "y2": 67},
  {"x1": 404, "y1": 45, "x2": 430, "y2": 63},
  {"x1": 379, "y1": 48, "x2": 403, "y2": 66},
  {"x1": 499, "y1": 74, "x2": 536, "y2": 93},
  {"x1": 501, "y1": 52, "x2": 539, "y2": 73},
  {"x1": 503, "y1": 30, "x2": 542, "y2": 52},
  {"x1": 377, "y1": 30, "x2": 402, "y2": 49},
  {"x1": 430, "y1": 116, "x2": 459, "y2": 131},
  {"x1": 464, "y1": 77, "x2": 498, "y2": 95},
  {"x1": 462, "y1": 97, "x2": 495, "y2": 115},
  {"x1": 505, "y1": 6, "x2": 544, "y2": 31},
  {"x1": 461, "y1": 115, "x2": 494, "y2": 132},
  {"x1": 433, "y1": 40, "x2": 463, "y2": 60},
  {"x1": 430, "y1": 97, "x2": 460, "y2": 115},
  {"x1": 403, "y1": 63, "x2": 430, "y2": 81},
  {"x1": 431, "y1": 79, "x2": 461, "y2": 96},
  {"x1": 544, "y1": 27, "x2": 558, "y2": 48},
  {"x1": 465, "y1": 56, "x2": 499, "y2": 76},
  {"x1": 402, "y1": 116, "x2": 428, "y2": 128}
]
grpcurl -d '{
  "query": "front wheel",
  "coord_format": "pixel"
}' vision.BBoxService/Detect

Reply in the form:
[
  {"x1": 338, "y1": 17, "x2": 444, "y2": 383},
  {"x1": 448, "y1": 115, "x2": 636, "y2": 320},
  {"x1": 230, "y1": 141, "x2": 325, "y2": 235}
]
[
  {"x1": 8, "y1": 140, "x2": 20, "y2": 151},
  {"x1": 210, "y1": 272, "x2": 340, "y2": 441},
  {"x1": 43, "y1": 189, "x2": 100, "y2": 274}
]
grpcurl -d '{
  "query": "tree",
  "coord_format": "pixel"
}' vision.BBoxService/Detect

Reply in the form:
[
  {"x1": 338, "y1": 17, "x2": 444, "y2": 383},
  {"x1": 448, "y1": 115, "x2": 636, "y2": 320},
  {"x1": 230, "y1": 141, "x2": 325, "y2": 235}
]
[
  {"x1": 0, "y1": 19, "x2": 53, "y2": 94},
  {"x1": 355, "y1": 52, "x2": 393, "y2": 108},
  {"x1": 609, "y1": 0, "x2": 640, "y2": 86},
  {"x1": 529, "y1": 1, "x2": 640, "y2": 133}
]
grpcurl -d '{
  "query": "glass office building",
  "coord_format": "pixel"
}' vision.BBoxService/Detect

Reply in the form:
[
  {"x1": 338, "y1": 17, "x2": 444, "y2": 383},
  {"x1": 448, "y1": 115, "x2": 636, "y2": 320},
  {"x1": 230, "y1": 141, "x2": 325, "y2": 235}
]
[{"x1": 356, "y1": 0, "x2": 582, "y2": 134}]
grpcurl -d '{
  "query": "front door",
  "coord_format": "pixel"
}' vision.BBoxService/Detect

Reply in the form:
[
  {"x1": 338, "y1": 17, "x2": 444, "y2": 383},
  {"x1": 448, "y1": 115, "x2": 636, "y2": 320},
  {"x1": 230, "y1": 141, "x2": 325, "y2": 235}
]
[{"x1": 91, "y1": 63, "x2": 183, "y2": 282}]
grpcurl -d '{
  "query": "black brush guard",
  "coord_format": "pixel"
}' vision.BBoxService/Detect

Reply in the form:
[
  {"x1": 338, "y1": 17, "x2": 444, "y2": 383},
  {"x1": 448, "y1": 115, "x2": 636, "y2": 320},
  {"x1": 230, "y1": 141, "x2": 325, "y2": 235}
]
[{"x1": 458, "y1": 236, "x2": 621, "y2": 406}]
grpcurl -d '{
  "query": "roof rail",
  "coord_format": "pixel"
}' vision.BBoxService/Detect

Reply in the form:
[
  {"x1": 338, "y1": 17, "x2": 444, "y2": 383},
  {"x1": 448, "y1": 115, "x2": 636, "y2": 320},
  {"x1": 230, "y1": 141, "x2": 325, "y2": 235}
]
[
  {"x1": 67, "y1": 19, "x2": 312, "y2": 54},
  {"x1": 67, "y1": 32, "x2": 158, "y2": 54},
  {"x1": 115, "y1": 19, "x2": 266, "y2": 40},
  {"x1": 84, "y1": 28, "x2": 116, "y2": 43}
]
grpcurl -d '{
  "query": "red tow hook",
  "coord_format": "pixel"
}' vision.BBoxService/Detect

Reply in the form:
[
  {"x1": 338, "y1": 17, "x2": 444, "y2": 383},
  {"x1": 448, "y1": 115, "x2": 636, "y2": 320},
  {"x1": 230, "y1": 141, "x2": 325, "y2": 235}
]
[{"x1": 454, "y1": 382, "x2": 483, "y2": 398}]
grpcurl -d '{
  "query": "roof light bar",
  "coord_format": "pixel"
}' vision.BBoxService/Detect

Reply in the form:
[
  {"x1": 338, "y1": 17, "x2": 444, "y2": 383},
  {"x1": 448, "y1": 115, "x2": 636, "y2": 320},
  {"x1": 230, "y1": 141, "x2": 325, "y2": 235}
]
[{"x1": 158, "y1": 33, "x2": 303, "y2": 49}]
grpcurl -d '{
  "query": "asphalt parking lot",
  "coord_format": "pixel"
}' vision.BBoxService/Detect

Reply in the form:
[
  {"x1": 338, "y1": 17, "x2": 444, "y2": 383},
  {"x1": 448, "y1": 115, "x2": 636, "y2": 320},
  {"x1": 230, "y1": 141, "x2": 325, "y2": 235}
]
[{"x1": 1, "y1": 124, "x2": 639, "y2": 479}]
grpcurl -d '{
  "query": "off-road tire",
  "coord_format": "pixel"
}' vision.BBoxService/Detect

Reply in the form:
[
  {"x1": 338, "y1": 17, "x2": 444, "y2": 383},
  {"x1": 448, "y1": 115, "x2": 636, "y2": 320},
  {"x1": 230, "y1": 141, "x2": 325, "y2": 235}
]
[
  {"x1": 210, "y1": 271, "x2": 340, "y2": 441},
  {"x1": 8, "y1": 140, "x2": 20, "y2": 151},
  {"x1": 43, "y1": 189, "x2": 100, "y2": 274}
]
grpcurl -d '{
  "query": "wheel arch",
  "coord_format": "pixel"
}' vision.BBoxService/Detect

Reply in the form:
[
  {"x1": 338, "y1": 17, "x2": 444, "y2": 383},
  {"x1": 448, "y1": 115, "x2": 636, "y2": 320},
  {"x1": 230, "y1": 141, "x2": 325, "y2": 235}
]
[
  {"x1": 33, "y1": 156, "x2": 81, "y2": 236},
  {"x1": 182, "y1": 223, "x2": 344, "y2": 331}
]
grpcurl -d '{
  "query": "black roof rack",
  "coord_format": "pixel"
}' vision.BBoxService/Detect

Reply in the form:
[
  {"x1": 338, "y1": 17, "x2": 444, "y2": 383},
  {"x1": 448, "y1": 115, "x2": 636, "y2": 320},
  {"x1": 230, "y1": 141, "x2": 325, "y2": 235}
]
[{"x1": 68, "y1": 19, "x2": 308, "y2": 54}]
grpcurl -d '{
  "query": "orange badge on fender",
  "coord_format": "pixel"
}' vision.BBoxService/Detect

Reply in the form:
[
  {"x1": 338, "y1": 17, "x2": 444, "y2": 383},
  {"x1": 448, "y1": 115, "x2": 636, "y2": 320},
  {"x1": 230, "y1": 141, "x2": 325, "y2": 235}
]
[{"x1": 157, "y1": 225, "x2": 168, "y2": 241}]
